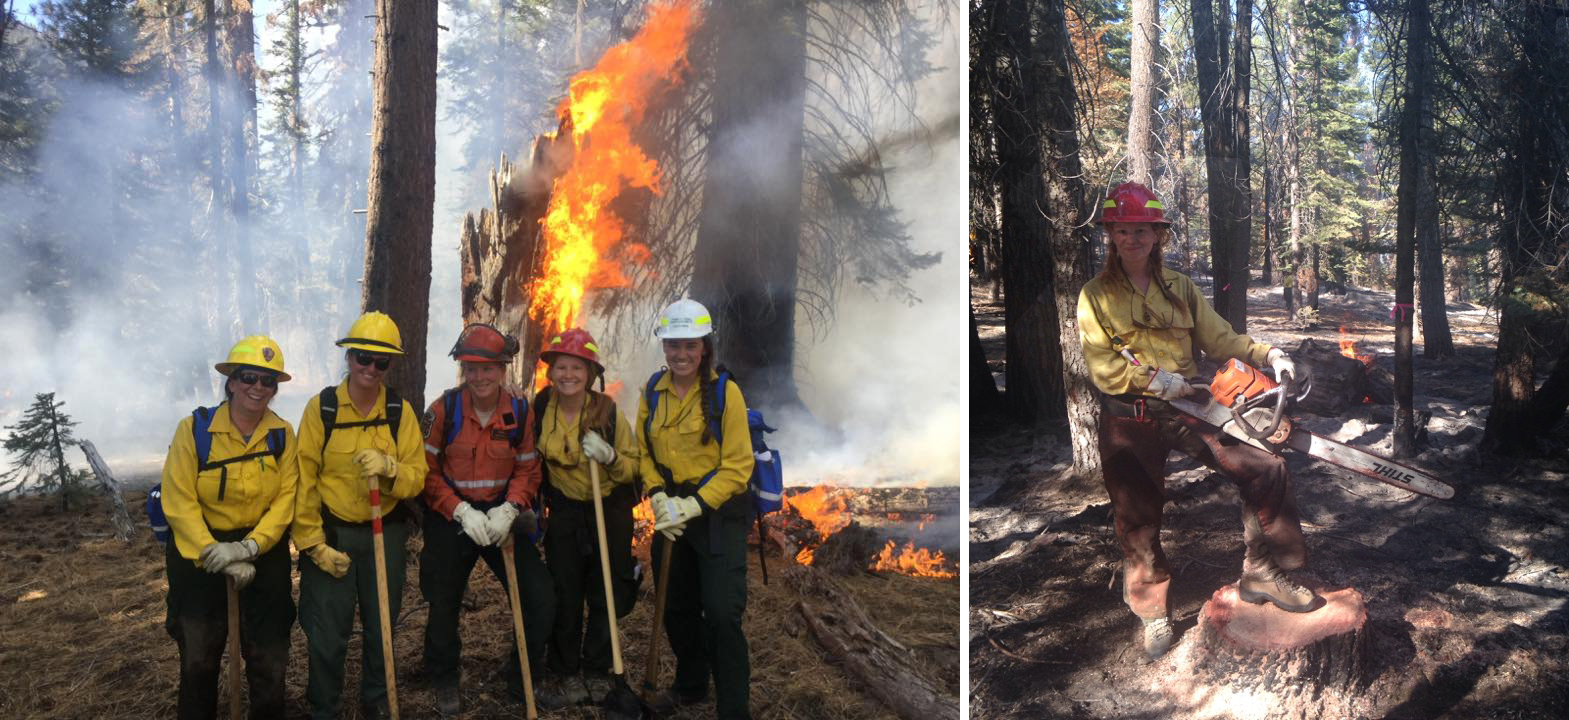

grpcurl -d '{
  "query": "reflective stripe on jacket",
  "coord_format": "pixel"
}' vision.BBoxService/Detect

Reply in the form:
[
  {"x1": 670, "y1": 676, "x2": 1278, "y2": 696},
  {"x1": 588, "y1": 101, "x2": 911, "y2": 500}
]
[
  {"x1": 420, "y1": 386, "x2": 542, "y2": 520},
  {"x1": 160, "y1": 405, "x2": 298, "y2": 564}
]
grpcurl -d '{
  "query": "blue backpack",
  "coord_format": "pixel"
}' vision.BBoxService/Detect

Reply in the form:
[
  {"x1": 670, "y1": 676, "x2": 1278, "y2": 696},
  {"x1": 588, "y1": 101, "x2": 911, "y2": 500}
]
[
  {"x1": 640, "y1": 368, "x2": 784, "y2": 517},
  {"x1": 147, "y1": 406, "x2": 287, "y2": 544}
]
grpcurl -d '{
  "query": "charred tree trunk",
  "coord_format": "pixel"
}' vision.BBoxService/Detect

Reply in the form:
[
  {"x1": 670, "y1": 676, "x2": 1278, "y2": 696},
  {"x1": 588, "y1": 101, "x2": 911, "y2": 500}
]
[
  {"x1": 1531, "y1": 343, "x2": 1569, "y2": 433},
  {"x1": 363, "y1": 0, "x2": 438, "y2": 412},
  {"x1": 1126, "y1": 0, "x2": 1159, "y2": 186},
  {"x1": 970, "y1": 307, "x2": 1003, "y2": 419},
  {"x1": 1391, "y1": 0, "x2": 1428, "y2": 457},
  {"x1": 690, "y1": 0, "x2": 808, "y2": 414},
  {"x1": 1037, "y1": 0, "x2": 1103, "y2": 484},
  {"x1": 1191, "y1": 0, "x2": 1253, "y2": 333}
]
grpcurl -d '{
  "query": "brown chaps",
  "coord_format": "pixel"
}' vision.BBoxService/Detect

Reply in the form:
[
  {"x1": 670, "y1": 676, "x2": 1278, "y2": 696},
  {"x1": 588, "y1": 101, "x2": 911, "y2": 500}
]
[{"x1": 1099, "y1": 398, "x2": 1306, "y2": 619}]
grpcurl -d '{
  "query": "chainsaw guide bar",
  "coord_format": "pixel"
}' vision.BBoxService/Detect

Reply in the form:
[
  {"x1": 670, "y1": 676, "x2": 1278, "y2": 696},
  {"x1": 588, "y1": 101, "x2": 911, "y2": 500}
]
[{"x1": 1168, "y1": 397, "x2": 1455, "y2": 500}]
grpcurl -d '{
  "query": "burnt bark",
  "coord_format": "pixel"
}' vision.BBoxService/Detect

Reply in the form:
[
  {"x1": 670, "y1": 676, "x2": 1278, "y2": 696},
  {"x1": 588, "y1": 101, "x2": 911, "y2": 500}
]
[
  {"x1": 690, "y1": 0, "x2": 808, "y2": 414},
  {"x1": 1391, "y1": 0, "x2": 1428, "y2": 457},
  {"x1": 362, "y1": 0, "x2": 438, "y2": 412},
  {"x1": 1126, "y1": 0, "x2": 1160, "y2": 186},
  {"x1": 1190, "y1": 0, "x2": 1253, "y2": 333},
  {"x1": 970, "y1": 306, "x2": 1003, "y2": 419}
]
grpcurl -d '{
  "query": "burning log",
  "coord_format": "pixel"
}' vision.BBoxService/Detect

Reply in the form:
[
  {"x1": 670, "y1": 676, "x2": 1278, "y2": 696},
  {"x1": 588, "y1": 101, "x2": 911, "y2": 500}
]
[
  {"x1": 1290, "y1": 338, "x2": 1390, "y2": 415},
  {"x1": 1163, "y1": 582, "x2": 1368, "y2": 707},
  {"x1": 784, "y1": 565, "x2": 959, "y2": 720}
]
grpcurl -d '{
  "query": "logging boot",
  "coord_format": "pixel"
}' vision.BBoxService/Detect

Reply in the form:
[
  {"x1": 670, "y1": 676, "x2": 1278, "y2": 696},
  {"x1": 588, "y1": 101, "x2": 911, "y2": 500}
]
[
  {"x1": 1239, "y1": 505, "x2": 1323, "y2": 613},
  {"x1": 1141, "y1": 616, "x2": 1175, "y2": 660},
  {"x1": 434, "y1": 681, "x2": 461, "y2": 716}
]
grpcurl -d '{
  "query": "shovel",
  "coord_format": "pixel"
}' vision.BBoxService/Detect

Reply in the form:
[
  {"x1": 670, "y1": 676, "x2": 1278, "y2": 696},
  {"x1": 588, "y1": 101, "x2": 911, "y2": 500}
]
[
  {"x1": 225, "y1": 576, "x2": 243, "y2": 720},
  {"x1": 368, "y1": 475, "x2": 400, "y2": 719},
  {"x1": 589, "y1": 460, "x2": 646, "y2": 718},
  {"x1": 640, "y1": 534, "x2": 676, "y2": 715},
  {"x1": 500, "y1": 538, "x2": 539, "y2": 719}
]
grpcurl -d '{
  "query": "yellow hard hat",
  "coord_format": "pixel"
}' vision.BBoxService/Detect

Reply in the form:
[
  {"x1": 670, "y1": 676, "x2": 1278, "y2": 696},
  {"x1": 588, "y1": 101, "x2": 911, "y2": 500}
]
[
  {"x1": 215, "y1": 335, "x2": 292, "y2": 381},
  {"x1": 336, "y1": 311, "x2": 405, "y2": 355}
]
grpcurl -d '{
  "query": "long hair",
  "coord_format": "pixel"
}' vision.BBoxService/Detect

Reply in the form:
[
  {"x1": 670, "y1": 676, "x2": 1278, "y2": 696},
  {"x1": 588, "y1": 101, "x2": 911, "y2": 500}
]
[
  {"x1": 1099, "y1": 225, "x2": 1189, "y2": 320},
  {"x1": 545, "y1": 355, "x2": 613, "y2": 443},
  {"x1": 695, "y1": 336, "x2": 718, "y2": 445}
]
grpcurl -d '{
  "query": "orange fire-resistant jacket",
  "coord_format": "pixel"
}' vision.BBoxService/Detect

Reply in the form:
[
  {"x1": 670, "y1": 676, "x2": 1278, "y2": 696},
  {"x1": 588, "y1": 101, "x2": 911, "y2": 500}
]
[{"x1": 421, "y1": 386, "x2": 542, "y2": 520}]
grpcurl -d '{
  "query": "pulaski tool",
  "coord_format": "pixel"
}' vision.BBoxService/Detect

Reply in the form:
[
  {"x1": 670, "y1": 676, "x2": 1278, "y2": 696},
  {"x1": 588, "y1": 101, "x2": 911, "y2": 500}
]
[{"x1": 1170, "y1": 359, "x2": 1455, "y2": 500}]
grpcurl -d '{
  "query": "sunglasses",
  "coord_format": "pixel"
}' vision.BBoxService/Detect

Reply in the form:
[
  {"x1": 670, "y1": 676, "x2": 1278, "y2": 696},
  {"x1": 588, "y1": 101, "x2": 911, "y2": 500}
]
[
  {"x1": 234, "y1": 372, "x2": 279, "y2": 389},
  {"x1": 352, "y1": 351, "x2": 392, "y2": 371}
]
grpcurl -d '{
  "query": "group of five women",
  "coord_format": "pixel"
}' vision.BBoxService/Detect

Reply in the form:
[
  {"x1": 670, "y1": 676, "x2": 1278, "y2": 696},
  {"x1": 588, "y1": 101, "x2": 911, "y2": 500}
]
[{"x1": 159, "y1": 298, "x2": 757, "y2": 719}]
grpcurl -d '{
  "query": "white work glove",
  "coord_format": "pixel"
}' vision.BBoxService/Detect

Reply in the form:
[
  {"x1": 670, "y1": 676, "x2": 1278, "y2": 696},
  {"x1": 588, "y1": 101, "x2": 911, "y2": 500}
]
[
  {"x1": 582, "y1": 430, "x2": 616, "y2": 465},
  {"x1": 1267, "y1": 348, "x2": 1298, "y2": 383},
  {"x1": 453, "y1": 501, "x2": 494, "y2": 546},
  {"x1": 200, "y1": 538, "x2": 258, "y2": 572},
  {"x1": 353, "y1": 448, "x2": 398, "y2": 479},
  {"x1": 485, "y1": 502, "x2": 520, "y2": 545},
  {"x1": 654, "y1": 495, "x2": 703, "y2": 541},
  {"x1": 306, "y1": 544, "x2": 352, "y2": 579},
  {"x1": 222, "y1": 561, "x2": 256, "y2": 590},
  {"x1": 1146, "y1": 368, "x2": 1195, "y2": 401}
]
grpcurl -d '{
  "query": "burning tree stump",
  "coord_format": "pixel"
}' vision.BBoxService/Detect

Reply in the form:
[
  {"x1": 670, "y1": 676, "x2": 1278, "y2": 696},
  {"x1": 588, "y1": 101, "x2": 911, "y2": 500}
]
[
  {"x1": 1291, "y1": 338, "x2": 1390, "y2": 414},
  {"x1": 785, "y1": 565, "x2": 959, "y2": 720},
  {"x1": 1168, "y1": 582, "x2": 1368, "y2": 705}
]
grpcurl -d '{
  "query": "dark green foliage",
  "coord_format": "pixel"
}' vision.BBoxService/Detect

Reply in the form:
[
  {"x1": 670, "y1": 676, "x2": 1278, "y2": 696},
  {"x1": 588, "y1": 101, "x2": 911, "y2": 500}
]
[{"x1": 2, "y1": 393, "x2": 82, "y2": 509}]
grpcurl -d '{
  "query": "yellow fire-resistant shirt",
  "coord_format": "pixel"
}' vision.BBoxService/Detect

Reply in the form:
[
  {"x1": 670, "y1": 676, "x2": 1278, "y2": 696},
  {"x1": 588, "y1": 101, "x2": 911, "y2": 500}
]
[
  {"x1": 291, "y1": 382, "x2": 428, "y2": 550},
  {"x1": 160, "y1": 404, "x2": 298, "y2": 565},
  {"x1": 537, "y1": 391, "x2": 640, "y2": 502},
  {"x1": 636, "y1": 370, "x2": 755, "y2": 511},
  {"x1": 1077, "y1": 268, "x2": 1276, "y2": 395}
]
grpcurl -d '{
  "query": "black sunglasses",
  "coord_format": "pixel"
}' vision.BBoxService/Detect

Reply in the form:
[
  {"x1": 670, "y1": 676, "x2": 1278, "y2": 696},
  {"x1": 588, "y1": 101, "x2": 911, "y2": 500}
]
[
  {"x1": 352, "y1": 351, "x2": 392, "y2": 371},
  {"x1": 235, "y1": 372, "x2": 279, "y2": 389}
]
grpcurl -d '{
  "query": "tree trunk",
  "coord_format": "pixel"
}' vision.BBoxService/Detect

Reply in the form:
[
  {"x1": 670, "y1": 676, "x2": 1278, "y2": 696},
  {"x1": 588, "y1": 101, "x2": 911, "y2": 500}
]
[
  {"x1": 970, "y1": 306, "x2": 1003, "y2": 419},
  {"x1": 225, "y1": 0, "x2": 259, "y2": 329},
  {"x1": 1530, "y1": 342, "x2": 1569, "y2": 433},
  {"x1": 1126, "y1": 0, "x2": 1160, "y2": 186},
  {"x1": 363, "y1": 0, "x2": 438, "y2": 412},
  {"x1": 77, "y1": 441, "x2": 134, "y2": 542},
  {"x1": 990, "y1": 0, "x2": 1062, "y2": 424},
  {"x1": 690, "y1": 0, "x2": 807, "y2": 414},
  {"x1": 1391, "y1": 0, "x2": 1429, "y2": 457},
  {"x1": 1412, "y1": 18, "x2": 1453, "y2": 360},
  {"x1": 48, "y1": 403, "x2": 69, "y2": 512},
  {"x1": 1190, "y1": 0, "x2": 1253, "y2": 333},
  {"x1": 1037, "y1": 0, "x2": 1102, "y2": 483}
]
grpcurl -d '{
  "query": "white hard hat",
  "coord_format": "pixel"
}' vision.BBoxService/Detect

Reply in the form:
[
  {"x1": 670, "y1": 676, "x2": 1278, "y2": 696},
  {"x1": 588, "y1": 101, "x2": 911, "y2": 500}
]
[{"x1": 655, "y1": 298, "x2": 714, "y2": 339}]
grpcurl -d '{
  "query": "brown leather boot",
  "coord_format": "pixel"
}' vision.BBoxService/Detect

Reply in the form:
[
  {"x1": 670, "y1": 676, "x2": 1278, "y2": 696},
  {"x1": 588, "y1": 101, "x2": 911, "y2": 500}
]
[{"x1": 1239, "y1": 503, "x2": 1323, "y2": 613}]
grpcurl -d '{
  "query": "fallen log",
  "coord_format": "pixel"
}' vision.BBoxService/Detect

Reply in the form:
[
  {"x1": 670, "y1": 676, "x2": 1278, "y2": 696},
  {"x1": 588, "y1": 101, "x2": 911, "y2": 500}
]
[
  {"x1": 784, "y1": 565, "x2": 958, "y2": 720},
  {"x1": 1291, "y1": 339, "x2": 1382, "y2": 414},
  {"x1": 77, "y1": 440, "x2": 135, "y2": 543}
]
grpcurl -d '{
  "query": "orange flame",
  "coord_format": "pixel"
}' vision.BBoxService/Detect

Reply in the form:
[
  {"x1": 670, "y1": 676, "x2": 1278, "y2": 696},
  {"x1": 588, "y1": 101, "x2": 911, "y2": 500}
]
[
  {"x1": 1337, "y1": 326, "x2": 1374, "y2": 366},
  {"x1": 871, "y1": 540, "x2": 956, "y2": 579},
  {"x1": 785, "y1": 485, "x2": 852, "y2": 539},
  {"x1": 632, "y1": 497, "x2": 655, "y2": 547},
  {"x1": 532, "y1": 0, "x2": 699, "y2": 337}
]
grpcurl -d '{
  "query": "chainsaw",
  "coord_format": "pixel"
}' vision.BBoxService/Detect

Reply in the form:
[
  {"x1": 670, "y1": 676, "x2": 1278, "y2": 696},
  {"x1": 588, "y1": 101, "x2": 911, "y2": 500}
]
[{"x1": 1167, "y1": 359, "x2": 1455, "y2": 500}]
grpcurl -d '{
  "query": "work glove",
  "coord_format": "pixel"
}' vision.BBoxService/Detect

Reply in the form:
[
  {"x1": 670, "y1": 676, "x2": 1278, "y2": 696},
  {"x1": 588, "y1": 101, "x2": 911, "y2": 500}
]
[
  {"x1": 1146, "y1": 368, "x2": 1195, "y2": 401},
  {"x1": 654, "y1": 495, "x2": 703, "y2": 541},
  {"x1": 453, "y1": 502, "x2": 494, "y2": 547},
  {"x1": 582, "y1": 430, "x2": 616, "y2": 466},
  {"x1": 1267, "y1": 348, "x2": 1298, "y2": 383},
  {"x1": 513, "y1": 507, "x2": 540, "y2": 538},
  {"x1": 485, "y1": 502, "x2": 520, "y2": 545},
  {"x1": 353, "y1": 448, "x2": 398, "y2": 479},
  {"x1": 306, "y1": 544, "x2": 352, "y2": 579},
  {"x1": 199, "y1": 538, "x2": 258, "y2": 572},
  {"x1": 222, "y1": 561, "x2": 256, "y2": 590}
]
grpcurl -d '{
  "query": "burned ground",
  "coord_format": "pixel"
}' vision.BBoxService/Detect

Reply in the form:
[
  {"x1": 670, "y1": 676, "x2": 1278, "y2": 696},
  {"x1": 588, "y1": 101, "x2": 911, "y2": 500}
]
[
  {"x1": 970, "y1": 281, "x2": 1569, "y2": 719},
  {"x1": 0, "y1": 495, "x2": 957, "y2": 719}
]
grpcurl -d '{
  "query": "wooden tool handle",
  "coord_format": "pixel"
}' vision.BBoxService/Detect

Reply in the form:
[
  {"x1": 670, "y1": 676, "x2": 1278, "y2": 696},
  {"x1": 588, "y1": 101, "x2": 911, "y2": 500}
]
[
  {"x1": 642, "y1": 538, "x2": 676, "y2": 691},
  {"x1": 588, "y1": 460, "x2": 625, "y2": 674},
  {"x1": 369, "y1": 476, "x2": 399, "y2": 719},
  {"x1": 226, "y1": 577, "x2": 243, "y2": 720},
  {"x1": 501, "y1": 540, "x2": 538, "y2": 719}
]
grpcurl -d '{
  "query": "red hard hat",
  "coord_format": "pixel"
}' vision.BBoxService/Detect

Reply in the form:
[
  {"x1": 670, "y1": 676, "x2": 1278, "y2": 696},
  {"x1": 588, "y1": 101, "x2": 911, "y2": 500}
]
[
  {"x1": 1100, "y1": 182, "x2": 1172, "y2": 224},
  {"x1": 540, "y1": 328, "x2": 604, "y2": 374},
  {"x1": 450, "y1": 323, "x2": 518, "y2": 362}
]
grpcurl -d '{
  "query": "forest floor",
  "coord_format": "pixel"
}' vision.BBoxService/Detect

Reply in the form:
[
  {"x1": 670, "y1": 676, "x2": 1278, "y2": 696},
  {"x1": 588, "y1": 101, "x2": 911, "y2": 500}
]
[
  {"x1": 0, "y1": 492, "x2": 958, "y2": 719},
  {"x1": 970, "y1": 278, "x2": 1569, "y2": 719}
]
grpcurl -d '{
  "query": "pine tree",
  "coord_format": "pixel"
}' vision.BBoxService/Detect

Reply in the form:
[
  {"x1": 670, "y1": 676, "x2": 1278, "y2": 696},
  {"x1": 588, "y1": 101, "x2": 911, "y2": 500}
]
[{"x1": 2, "y1": 392, "x2": 82, "y2": 510}]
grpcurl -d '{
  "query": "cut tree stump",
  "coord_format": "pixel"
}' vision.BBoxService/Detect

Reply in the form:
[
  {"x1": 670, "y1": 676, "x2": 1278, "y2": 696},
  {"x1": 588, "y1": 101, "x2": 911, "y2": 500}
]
[{"x1": 1162, "y1": 581, "x2": 1368, "y2": 717}]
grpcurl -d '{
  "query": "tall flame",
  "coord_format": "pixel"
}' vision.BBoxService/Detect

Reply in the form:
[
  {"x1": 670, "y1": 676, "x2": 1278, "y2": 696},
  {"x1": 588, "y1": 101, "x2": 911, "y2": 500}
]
[
  {"x1": 871, "y1": 540, "x2": 957, "y2": 579},
  {"x1": 533, "y1": 0, "x2": 699, "y2": 336}
]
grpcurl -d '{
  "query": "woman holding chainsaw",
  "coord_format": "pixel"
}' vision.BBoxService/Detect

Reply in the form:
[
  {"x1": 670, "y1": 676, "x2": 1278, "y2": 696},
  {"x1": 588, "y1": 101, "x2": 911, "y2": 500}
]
[
  {"x1": 160, "y1": 335, "x2": 297, "y2": 720},
  {"x1": 1077, "y1": 182, "x2": 1319, "y2": 661},
  {"x1": 417, "y1": 323, "x2": 559, "y2": 716},
  {"x1": 534, "y1": 328, "x2": 642, "y2": 706},
  {"x1": 292, "y1": 311, "x2": 428, "y2": 720},
  {"x1": 640, "y1": 298, "x2": 757, "y2": 720}
]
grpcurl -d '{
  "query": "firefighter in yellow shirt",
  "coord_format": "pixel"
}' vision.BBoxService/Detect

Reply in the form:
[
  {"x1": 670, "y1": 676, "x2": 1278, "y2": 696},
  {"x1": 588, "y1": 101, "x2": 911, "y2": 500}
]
[
  {"x1": 535, "y1": 328, "x2": 641, "y2": 704},
  {"x1": 1077, "y1": 182, "x2": 1319, "y2": 661},
  {"x1": 640, "y1": 299, "x2": 756, "y2": 720},
  {"x1": 292, "y1": 312, "x2": 428, "y2": 720},
  {"x1": 160, "y1": 336, "x2": 297, "y2": 720}
]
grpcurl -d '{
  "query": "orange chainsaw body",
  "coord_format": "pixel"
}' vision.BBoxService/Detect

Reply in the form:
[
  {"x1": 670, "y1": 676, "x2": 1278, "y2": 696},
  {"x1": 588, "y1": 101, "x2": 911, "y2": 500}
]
[{"x1": 1210, "y1": 359, "x2": 1293, "y2": 443}]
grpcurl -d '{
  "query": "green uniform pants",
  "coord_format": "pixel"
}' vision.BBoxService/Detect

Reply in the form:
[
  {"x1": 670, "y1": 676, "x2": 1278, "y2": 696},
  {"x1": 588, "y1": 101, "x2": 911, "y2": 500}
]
[
  {"x1": 165, "y1": 528, "x2": 294, "y2": 720},
  {"x1": 544, "y1": 486, "x2": 638, "y2": 676},
  {"x1": 419, "y1": 504, "x2": 555, "y2": 692},
  {"x1": 299, "y1": 517, "x2": 408, "y2": 719},
  {"x1": 653, "y1": 507, "x2": 751, "y2": 720}
]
